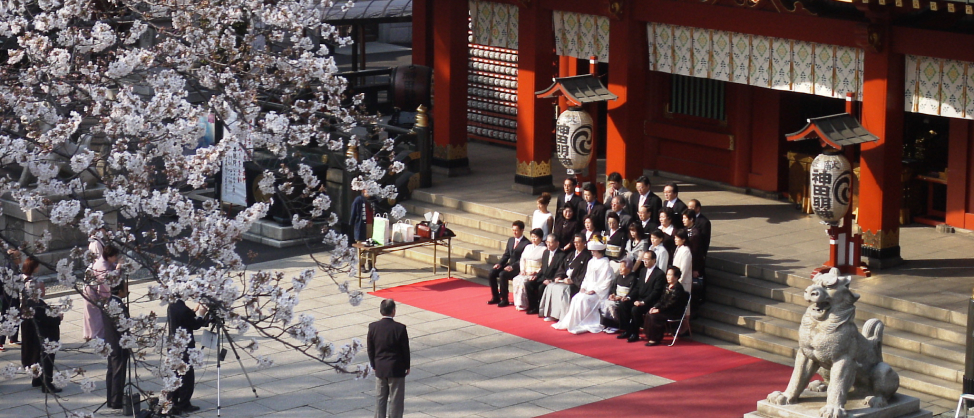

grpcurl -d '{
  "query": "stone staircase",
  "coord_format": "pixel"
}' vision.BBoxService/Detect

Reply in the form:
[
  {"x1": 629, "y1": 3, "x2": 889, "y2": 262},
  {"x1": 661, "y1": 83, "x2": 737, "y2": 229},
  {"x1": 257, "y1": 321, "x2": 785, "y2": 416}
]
[
  {"x1": 695, "y1": 258, "x2": 966, "y2": 401},
  {"x1": 385, "y1": 190, "x2": 964, "y2": 401}
]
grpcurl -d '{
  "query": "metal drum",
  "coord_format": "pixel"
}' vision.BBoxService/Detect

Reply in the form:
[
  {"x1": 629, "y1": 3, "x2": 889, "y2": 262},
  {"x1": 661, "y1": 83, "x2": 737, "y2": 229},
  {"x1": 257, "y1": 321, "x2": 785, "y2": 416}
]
[{"x1": 390, "y1": 65, "x2": 432, "y2": 110}]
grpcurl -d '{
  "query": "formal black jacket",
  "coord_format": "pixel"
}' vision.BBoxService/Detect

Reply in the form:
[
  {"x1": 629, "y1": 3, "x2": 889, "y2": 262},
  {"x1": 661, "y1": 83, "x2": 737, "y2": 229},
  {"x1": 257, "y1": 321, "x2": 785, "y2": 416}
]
[
  {"x1": 367, "y1": 317, "x2": 410, "y2": 378},
  {"x1": 168, "y1": 300, "x2": 208, "y2": 349},
  {"x1": 21, "y1": 298, "x2": 61, "y2": 368},
  {"x1": 103, "y1": 295, "x2": 130, "y2": 355},
  {"x1": 654, "y1": 284, "x2": 690, "y2": 317},
  {"x1": 628, "y1": 192, "x2": 663, "y2": 226},
  {"x1": 607, "y1": 270, "x2": 639, "y2": 298},
  {"x1": 695, "y1": 213, "x2": 712, "y2": 260},
  {"x1": 497, "y1": 237, "x2": 530, "y2": 271},
  {"x1": 630, "y1": 265, "x2": 666, "y2": 307},
  {"x1": 555, "y1": 193, "x2": 584, "y2": 222},
  {"x1": 683, "y1": 225, "x2": 704, "y2": 274},
  {"x1": 555, "y1": 249, "x2": 592, "y2": 292},
  {"x1": 665, "y1": 198, "x2": 689, "y2": 227},
  {"x1": 552, "y1": 216, "x2": 581, "y2": 249},
  {"x1": 532, "y1": 249, "x2": 567, "y2": 283},
  {"x1": 580, "y1": 201, "x2": 607, "y2": 232}
]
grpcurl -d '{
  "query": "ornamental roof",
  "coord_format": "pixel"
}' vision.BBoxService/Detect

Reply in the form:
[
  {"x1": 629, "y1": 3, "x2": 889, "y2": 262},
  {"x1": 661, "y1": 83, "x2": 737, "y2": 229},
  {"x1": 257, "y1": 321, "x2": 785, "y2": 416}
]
[
  {"x1": 321, "y1": 0, "x2": 412, "y2": 23},
  {"x1": 535, "y1": 75, "x2": 618, "y2": 106},
  {"x1": 786, "y1": 113, "x2": 879, "y2": 149}
]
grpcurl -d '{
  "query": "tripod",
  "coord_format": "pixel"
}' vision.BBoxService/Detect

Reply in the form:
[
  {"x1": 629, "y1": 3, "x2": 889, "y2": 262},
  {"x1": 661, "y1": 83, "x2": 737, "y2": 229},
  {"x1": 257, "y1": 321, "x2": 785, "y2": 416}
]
[{"x1": 209, "y1": 322, "x2": 258, "y2": 416}]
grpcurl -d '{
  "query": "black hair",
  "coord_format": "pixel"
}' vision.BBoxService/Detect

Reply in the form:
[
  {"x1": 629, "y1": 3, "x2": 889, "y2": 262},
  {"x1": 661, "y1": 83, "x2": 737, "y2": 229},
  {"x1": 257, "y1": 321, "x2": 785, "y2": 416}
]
[
  {"x1": 379, "y1": 299, "x2": 396, "y2": 316},
  {"x1": 607, "y1": 172, "x2": 623, "y2": 183},
  {"x1": 665, "y1": 182, "x2": 680, "y2": 194},
  {"x1": 668, "y1": 266, "x2": 683, "y2": 278},
  {"x1": 530, "y1": 228, "x2": 545, "y2": 239},
  {"x1": 512, "y1": 220, "x2": 526, "y2": 230},
  {"x1": 103, "y1": 245, "x2": 120, "y2": 259},
  {"x1": 635, "y1": 175, "x2": 651, "y2": 187}
]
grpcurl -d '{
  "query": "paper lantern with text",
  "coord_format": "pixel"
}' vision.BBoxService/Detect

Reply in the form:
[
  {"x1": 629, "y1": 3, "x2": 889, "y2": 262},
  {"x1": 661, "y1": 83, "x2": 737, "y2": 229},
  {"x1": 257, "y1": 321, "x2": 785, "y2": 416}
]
[
  {"x1": 809, "y1": 151, "x2": 852, "y2": 225},
  {"x1": 555, "y1": 107, "x2": 594, "y2": 173}
]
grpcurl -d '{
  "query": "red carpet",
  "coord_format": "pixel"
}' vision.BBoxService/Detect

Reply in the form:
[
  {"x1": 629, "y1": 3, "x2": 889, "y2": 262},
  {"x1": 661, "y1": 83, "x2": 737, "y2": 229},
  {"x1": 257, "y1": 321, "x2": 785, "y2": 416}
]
[{"x1": 372, "y1": 278, "x2": 792, "y2": 417}]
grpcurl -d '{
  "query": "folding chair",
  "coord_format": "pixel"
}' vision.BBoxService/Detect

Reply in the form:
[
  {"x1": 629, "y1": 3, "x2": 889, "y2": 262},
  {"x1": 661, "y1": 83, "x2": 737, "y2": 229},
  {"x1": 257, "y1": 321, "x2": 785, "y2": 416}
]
[{"x1": 664, "y1": 291, "x2": 692, "y2": 347}]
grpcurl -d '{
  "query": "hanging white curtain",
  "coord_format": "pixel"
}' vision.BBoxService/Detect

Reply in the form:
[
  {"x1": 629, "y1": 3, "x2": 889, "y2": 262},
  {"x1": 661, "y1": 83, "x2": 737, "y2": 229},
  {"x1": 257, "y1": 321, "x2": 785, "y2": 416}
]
[
  {"x1": 905, "y1": 55, "x2": 974, "y2": 119},
  {"x1": 553, "y1": 11, "x2": 610, "y2": 63},
  {"x1": 469, "y1": 0, "x2": 519, "y2": 49}
]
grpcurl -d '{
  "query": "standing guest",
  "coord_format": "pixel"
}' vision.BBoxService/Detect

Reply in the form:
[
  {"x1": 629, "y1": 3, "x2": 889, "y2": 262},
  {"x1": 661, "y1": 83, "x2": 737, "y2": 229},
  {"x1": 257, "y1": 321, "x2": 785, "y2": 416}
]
[
  {"x1": 657, "y1": 208, "x2": 677, "y2": 256},
  {"x1": 671, "y1": 230, "x2": 694, "y2": 293},
  {"x1": 84, "y1": 245, "x2": 119, "y2": 341},
  {"x1": 525, "y1": 234, "x2": 567, "y2": 315},
  {"x1": 581, "y1": 216, "x2": 601, "y2": 243},
  {"x1": 643, "y1": 267, "x2": 690, "y2": 346},
  {"x1": 551, "y1": 240, "x2": 614, "y2": 334},
  {"x1": 539, "y1": 235, "x2": 590, "y2": 321},
  {"x1": 636, "y1": 205, "x2": 655, "y2": 232},
  {"x1": 681, "y1": 210, "x2": 704, "y2": 279},
  {"x1": 662, "y1": 183, "x2": 688, "y2": 227},
  {"x1": 687, "y1": 199, "x2": 711, "y2": 262},
  {"x1": 603, "y1": 213, "x2": 628, "y2": 261},
  {"x1": 552, "y1": 205, "x2": 581, "y2": 252},
  {"x1": 1, "y1": 249, "x2": 24, "y2": 351},
  {"x1": 103, "y1": 282, "x2": 130, "y2": 410},
  {"x1": 605, "y1": 195, "x2": 633, "y2": 232},
  {"x1": 511, "y1": 229, "x2": 547, "y2": 311},
  {"x1": 88, "y1": 228, "x2": 107, "y2": 263},
  {"x1": 602, "y1": 172, "x2": 630, "y2": 206},
  {"x1": 627, "y1": 176, "x2": 662, "y2": 226},
  {"x1": 600, "y1": 259, "x2": 638, "y2": 333},
  {"x1": 624, "y1": 223, "x2": 648, "y2": 265},
  {"x1": 368, "y1": 299, "x2": 410, "y2": 418},
  {"x1": 648, "y1": 230, "x2": 671, "y2": 271},
  {"x1": 617, "y1": 251, "x2": 666, "y2": 342},
  {"x1": 350, "y1": 189, "x2": 376, "y2": 242},
  {"x1": 531, "y1": 193, "x2": 554, "y2": 239},
  {"x1": 21, "y1": 279, "x2": 62, "y2": 393},
  {"x1": 167, "y1": 299, "x2": 208, "y2": 414},
  {"x1": 487, "y1": 221, "x2": 529, "y2": 308},
  {"x1": 555, "y1": 178, "x2": 583, "y2": 222},
  {"x1": 580, "y1": 184, "x2": 606, "y2": 232}
]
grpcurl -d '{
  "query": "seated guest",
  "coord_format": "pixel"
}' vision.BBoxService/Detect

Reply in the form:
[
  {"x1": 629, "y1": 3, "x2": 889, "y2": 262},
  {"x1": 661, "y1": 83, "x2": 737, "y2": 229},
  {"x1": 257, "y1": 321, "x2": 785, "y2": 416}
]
[
  {"x1": 539, "y1": 235, "x2": 590, "y2": 321},
  {"x1": 671, "y1": 230, "x2": 693, "y2": 293},
  {"x1": 580, "y1": 184, "x2": 606, "y2": 232},
  {"x1": 525, "y1": 234, "x2": 567, "y2": 315},
  {"x1": 552, "y1": 240, "x2": 615, "y2": 334},
  {"x1": 617, "y1": 251, "x2": 666, "y2": 343},
  {"x1": 648, "y1": 230, "x2": 670, "y2": 271},
  {"x1": 487, "y1": 220, "x2": 529, "y2": 307},
  {"x1": 582, "y1": 216, "x2": 601, "y2": 243},
  {"x1": 512, "y1": 228, "x2": 547, "y2": 311},
  {"x1": 603, "y1": 213, "x2": 627, "y2": 260},
  {"x1": 624, "y1": 223, "x2": 647, "y2": 265},
  {"x1": 553, "y1": 205, "x2": 581, "y2": 252},
  {"x1": 600, "y1": 259, "x2": 638, "y2": 333},
  {"x1": 21, "y1": 279, "x2": 62, "y2": 393},
  {"x1": 643, "y1": 266, "x2": 690, "y2": 346}
]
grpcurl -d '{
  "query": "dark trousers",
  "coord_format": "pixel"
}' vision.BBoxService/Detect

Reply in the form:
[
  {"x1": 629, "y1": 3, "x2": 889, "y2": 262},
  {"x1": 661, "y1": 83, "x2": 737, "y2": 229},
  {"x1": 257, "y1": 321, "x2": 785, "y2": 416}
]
[
  {"x1": 0, "y1": 297, "x2": 20, "y2": 345},
  {"x1": 487, "y1": 266, "x2": 518, "y2": 299},
  {"x1": 31, "y1": 353, "x2": 55, "y2": 388},
  {"x1": 525, "y1": 279, "x2": 547, "y2": 311},
  {"x1": 644, "y1": 311, "x2": 682, "y2": 342},
  {"x1": 106, "y1": 349, "x2": 129, "y2": 407},
  {"x1": 168, "y1": 354, "x2": 195, "y2": 409},
  {"x1": 619, "y1": 300, "x2": 651, "y2": 336}
]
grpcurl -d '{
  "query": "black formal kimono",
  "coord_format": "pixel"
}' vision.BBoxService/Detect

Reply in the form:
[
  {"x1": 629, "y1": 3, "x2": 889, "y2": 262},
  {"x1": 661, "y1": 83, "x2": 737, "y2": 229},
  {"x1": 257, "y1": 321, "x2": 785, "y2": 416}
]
[
  {"x1": 555, "y1": 192, "x2": 584, "y2": 222},
  {"x1": 628, "y1": 192, "x2": 663, "y2": 226},
  {"x1": 554, "y1": 249, "x2": 592, "y2": 295},
  {"x1": 167, "y1": 300, "x2": 208, "y2": 411},
  {"x1": 525, "y1": 249, "x2": 568, "y2": 312},
  {"x1": 21, "y1": 298, "x2": 61, "y2": 390},
  {"x1": 103, "y1": 295, "x2": 130, "y2": 408},
  {"x1": 604, "y1": 227, "x2": 629, "y2": 260},
  {"x1": 644, "y1": 284, "x2": 690, "y2": 343},
  {"x1": 552, "y1": 216, "x2": 581, "y2": 251},
  {"x1": 487, "y1": 237, "x2": 530, "y2": 302}
]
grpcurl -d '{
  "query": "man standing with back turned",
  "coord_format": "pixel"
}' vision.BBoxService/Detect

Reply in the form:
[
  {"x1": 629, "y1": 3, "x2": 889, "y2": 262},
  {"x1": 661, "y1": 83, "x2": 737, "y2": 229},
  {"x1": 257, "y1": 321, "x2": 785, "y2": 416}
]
[{"x1": 368, "y1": 299, "x2": 410, "y2": 418}]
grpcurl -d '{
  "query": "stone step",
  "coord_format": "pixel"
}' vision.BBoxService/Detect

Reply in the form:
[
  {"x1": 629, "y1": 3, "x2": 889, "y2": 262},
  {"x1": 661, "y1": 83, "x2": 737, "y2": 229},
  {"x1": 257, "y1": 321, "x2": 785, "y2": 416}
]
[
  {"x1": 697, "y1": 303, "x2": 964, "y2": 385},
  {"x1": 707, "y1": 273, "x2": 969, "y2": 357},
  {"x1": 412, "y1": 190, "x2": 531, "y2": 225},
  {"x1": 401, "y1": 200, "x2": 518, "y2": 237},
  {"x1": 384, "y1": 244, "x2": 492, "y2": 279},
  {"x1": 691, "y1": 318, "x2": 962, "y2": 400}
]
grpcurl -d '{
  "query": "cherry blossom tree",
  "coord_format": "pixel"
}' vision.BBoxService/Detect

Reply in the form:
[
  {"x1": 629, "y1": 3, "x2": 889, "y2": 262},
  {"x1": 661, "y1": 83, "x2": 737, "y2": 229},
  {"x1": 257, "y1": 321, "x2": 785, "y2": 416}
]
[{"x1": 0, "y1": 0, "x2": 406, "y2": 414}]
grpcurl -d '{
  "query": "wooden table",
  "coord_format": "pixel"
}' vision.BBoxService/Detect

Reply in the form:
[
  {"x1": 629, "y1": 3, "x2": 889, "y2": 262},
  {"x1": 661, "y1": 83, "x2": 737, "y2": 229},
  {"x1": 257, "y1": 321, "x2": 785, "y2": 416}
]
[{"x1": 352, "y1": 237, "x2": 452, "y2": 290}]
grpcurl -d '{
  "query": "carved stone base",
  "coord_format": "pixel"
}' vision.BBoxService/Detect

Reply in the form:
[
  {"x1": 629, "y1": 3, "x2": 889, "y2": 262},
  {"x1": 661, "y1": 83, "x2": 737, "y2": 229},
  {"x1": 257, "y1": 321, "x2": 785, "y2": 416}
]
[
  {"x1": 242, "y1": 219, "x2": 326, "y2": 248},
  {"x1": 744, "y1": 391, "x2": 930, "y2": 418}
]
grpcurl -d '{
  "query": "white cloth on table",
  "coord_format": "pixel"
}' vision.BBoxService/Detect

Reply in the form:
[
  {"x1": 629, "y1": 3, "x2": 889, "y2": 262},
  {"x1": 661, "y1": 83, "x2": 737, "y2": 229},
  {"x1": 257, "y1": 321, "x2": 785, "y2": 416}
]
[
  {"x1": 512, "y1": 244, "x2": 546, "y2": 310},
  {"x1": 672, "y1": 245, "x2": 693, "y2": 292},
  {"x1": 531, "y1": 210, "x2": 553, "y2": 238},
  {"x1": 552, "y1": 256, "x2": 614, "y2": 334}
]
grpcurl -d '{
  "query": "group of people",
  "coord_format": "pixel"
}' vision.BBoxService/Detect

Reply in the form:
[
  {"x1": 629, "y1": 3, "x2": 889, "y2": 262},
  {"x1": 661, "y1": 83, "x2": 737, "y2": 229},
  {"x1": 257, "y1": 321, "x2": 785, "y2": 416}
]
[{"x1": 486, "y1": 174, "x2": 713, "y2": 345}]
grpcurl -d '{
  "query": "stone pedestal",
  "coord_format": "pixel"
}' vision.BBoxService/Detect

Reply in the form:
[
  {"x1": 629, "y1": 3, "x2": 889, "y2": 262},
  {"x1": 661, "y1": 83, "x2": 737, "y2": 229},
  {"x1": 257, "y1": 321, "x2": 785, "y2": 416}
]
[
  {"x1": 745, "y1": 391, "x2": 931, "y2": 418},
  {"x1": 243, "y1": 219, "x2": 325, "y2": 248}
]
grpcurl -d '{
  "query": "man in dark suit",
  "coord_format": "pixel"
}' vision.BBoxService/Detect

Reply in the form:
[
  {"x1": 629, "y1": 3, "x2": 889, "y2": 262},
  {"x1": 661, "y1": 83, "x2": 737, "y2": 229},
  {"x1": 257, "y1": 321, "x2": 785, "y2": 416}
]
[
  {"x1": 605, "y1": 195, "x2": 633, "y2": 232},
  {"x1": 555, "y1": 178, "x2": 583, "y2": 222},
  {"x1": 525, "y1": 234, "x2": 567, "y2": 315},
  {"x1": 662, "y1": 183, "x2": 687, "y2": 227},
  {"x1": 368, "y1": 299, "x2": 410, "y2": 418},
  {"x1": 350, "y1": 190, "x2": 377, "y2": 242},
  {"x1": 628, "y1": 176, "x2": 662, "y2": 226},
  {"x1": 167, "y1": 299, "x2": 209, "y2": 414},
  {"x1": 580, "y1": 184, "x2": 606, "y2": 232},
  {"x1": 487, "y1": 220, "x2": 529, "y2": 307},
  {"x1": 103, "y1": 282, "x2": 130, "y2": 410},
  {"x1": 21, "y1": 280, "x2": 62, "y2": 393},
  {"x1": 636, "y1": 205, "x2": 655, "y2": 232},
  {"x1": 688, "y1": 199, "x2": 711, "y2": 261},
  {"x1": 553, "y1": 234, "x2": 592, "y2": 296},
  {"x1": 617, "y1": 251, "x2": 666, "y2": 342}
]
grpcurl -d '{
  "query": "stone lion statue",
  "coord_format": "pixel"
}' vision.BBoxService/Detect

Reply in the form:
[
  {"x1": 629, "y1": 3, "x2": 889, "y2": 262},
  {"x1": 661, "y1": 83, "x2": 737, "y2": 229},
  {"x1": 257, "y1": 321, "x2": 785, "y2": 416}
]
[{"x1": 767, "y1": 268, "x2": 899, "y2": 418}]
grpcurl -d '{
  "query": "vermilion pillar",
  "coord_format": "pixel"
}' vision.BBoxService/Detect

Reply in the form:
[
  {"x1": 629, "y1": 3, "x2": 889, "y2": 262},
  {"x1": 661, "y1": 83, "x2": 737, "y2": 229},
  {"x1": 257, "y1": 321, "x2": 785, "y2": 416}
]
[
  {"x1": 514, "y1": 4, "x2": 556, "y2": 194},
  {"x1": 606, "y1": 14, "x2": 648, "y2": 190},
  {"x1": 412, "y1": 0, "x2": 433, "y2": 68},
  {"x1": 858, "y1": 22, "x2": 905, "y2": 268},
  {"x1": 430, "y1": 0, "x2": 470, "y2": 176}
]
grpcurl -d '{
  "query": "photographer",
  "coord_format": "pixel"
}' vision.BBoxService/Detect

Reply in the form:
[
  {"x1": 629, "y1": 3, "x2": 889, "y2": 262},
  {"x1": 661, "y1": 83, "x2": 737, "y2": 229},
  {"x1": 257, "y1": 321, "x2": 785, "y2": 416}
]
[
  {"x1": 166, "y1": 299, "x2": 208, "y2": 414},
  {"x1": 103, "y1": 282, "x2": 130, "y2": 410}
]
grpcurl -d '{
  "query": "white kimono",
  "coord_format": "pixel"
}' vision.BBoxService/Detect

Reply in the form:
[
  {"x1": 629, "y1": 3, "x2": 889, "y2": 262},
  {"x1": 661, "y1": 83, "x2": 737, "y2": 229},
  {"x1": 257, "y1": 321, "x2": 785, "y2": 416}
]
[
  {"x1": 551, "y1": 256, "x2": 614, "y2": 334},
  {"x1": 672, "y1": 245, "x2": 693, "y2": 293},
  {"x1": 511, "y1": 244, "x2": 546, "y2": 310}
]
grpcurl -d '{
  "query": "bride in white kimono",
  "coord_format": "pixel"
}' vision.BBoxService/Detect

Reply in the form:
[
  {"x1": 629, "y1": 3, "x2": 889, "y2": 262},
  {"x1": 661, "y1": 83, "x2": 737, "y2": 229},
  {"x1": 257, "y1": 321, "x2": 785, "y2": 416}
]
[
  {"x1": 512, "y1": 228, "x2": 547, "y2": 310},
  {"x1": 552, "y1": 240, "x2": 615, "y2": 334}
]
